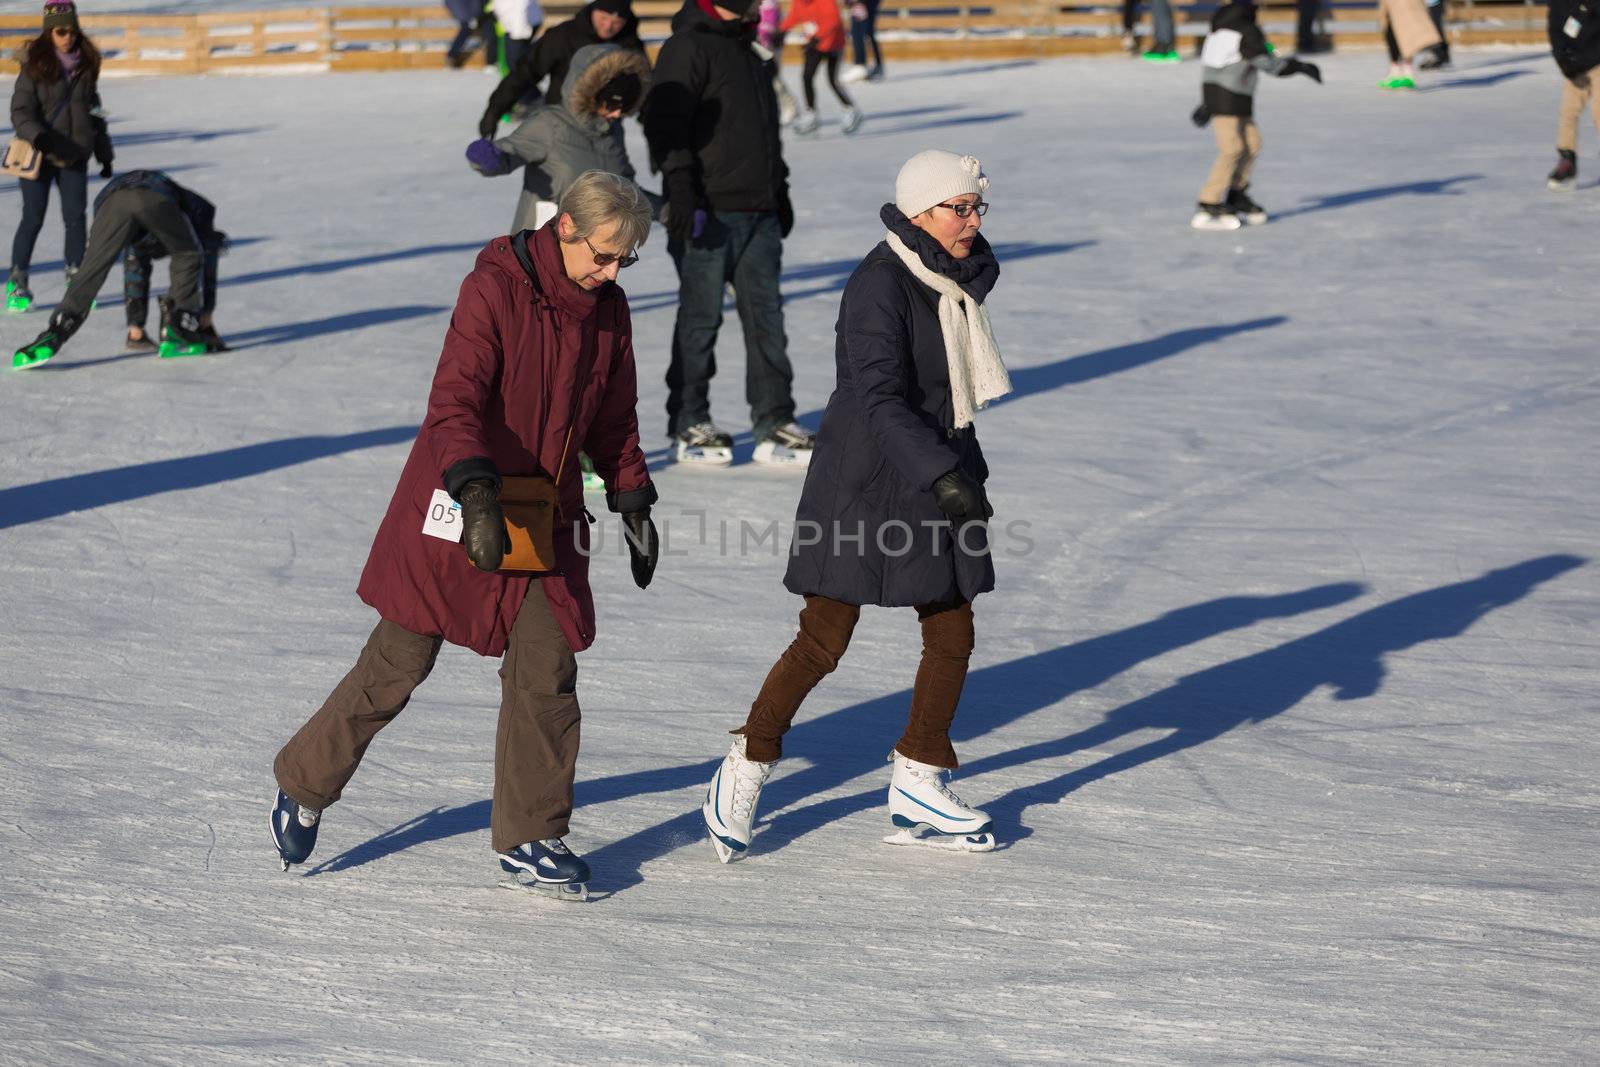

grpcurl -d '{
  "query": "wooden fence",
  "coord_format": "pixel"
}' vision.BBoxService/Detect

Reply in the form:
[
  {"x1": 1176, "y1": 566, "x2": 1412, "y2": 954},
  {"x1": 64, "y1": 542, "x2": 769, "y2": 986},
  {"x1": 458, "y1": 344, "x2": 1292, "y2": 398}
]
[{"x1": 0, "y1": 1, "x2": 1551, "y2": 76}]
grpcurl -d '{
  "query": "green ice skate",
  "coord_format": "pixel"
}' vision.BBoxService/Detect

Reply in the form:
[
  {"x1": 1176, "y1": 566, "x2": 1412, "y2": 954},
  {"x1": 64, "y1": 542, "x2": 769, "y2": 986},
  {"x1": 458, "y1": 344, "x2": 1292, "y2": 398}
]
[
  {"x1": 12, "y1": 309, "x2": 81, "y2": 370},
  {"x1": 159, "y1": 309, "x2": 211, "y2": 358},
  {"x1": 5, "y1": 276, "x2": 32, "y2": 314},
  {"x1": 12, "y1": 337, "x2": 56, "y2": 369}
]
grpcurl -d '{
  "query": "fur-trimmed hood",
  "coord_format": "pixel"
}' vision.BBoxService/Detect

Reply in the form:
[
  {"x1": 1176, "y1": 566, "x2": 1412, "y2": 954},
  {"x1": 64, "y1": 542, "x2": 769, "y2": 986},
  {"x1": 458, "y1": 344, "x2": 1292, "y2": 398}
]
[{"x1": 563, "y1": 43, "x2": 651, "y2": 124}]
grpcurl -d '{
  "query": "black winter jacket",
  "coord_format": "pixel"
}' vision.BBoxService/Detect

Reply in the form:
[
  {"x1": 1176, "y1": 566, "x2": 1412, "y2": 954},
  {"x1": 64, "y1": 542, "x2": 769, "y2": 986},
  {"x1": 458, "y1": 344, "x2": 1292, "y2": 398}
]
[
  {"x1": 9, "y1": 64, "x2": 110, "y2": 169},
  {"x1": 1550, "y1": 0, "x2": 1600, "y2": 77},
  {"x1": 642, "y1": 1, "x2": 788, "y2": 214},
  {"x1": 783, "y1": 207, "x2": 998, "y2": 608},
  {"x1": 478, "y1": 1, "x2": 646, "y2": 137}
]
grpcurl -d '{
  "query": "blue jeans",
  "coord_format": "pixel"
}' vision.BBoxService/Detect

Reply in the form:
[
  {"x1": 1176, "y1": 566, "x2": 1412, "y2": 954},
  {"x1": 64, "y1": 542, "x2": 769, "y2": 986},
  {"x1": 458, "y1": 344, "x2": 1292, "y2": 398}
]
[
  {"x1": 11, "y1": 160, "x2": 88, "y2": 271},
  {"x1": 850, "y1": 0, "x2": 883, "y2": 71},
  {"x1": 666, "y1": 210, "x2": 795, "y2": 441}
]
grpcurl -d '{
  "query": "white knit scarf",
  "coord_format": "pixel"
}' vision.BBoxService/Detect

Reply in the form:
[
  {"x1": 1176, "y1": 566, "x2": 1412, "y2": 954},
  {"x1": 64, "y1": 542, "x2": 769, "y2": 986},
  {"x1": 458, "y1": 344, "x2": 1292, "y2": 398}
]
[{"x1": 884, "y1": 231, "x2": 1011, "y2": 429}]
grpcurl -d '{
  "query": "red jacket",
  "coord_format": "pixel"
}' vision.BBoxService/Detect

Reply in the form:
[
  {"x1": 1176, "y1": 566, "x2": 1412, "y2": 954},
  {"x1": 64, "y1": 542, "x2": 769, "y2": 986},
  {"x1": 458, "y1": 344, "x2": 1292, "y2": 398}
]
[
  {"x1": 357, "y1": 224, "x2": 655, "y2": 656},
  {"x1": 782, "y1": 0, "x2": 847, "y2": 54}
]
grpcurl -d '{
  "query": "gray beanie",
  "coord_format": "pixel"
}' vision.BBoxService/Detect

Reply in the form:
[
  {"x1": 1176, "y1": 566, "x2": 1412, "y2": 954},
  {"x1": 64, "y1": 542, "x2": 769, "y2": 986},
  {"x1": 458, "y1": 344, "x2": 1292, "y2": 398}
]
[
  {"x1": 42, "y1": 1, "x2": 79, "y2": 33},
  {"x1": 894, "y1": 150, "x2": 989, "y2": 217}
]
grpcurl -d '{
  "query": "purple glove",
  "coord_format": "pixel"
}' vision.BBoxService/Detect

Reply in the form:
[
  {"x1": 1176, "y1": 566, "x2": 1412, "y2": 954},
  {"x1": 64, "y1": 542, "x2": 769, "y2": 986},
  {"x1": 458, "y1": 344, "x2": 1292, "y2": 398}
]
[
  {"x1": 466, "y1": 138, "x2": 511, "y2": 176},
  {"x1": 692, "y1": 209, "x2": 707, "y2": 240}
]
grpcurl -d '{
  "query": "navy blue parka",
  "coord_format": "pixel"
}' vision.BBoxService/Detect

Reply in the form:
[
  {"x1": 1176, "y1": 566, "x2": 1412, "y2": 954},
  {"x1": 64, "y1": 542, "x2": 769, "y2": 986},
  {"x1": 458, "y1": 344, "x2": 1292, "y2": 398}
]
[{"x1": 783, "y1": 205, "x2": 999, "y2": 608}]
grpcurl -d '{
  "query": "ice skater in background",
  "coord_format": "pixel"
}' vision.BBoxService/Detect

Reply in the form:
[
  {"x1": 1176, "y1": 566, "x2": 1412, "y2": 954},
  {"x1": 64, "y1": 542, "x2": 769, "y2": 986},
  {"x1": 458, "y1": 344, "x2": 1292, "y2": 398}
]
[
  {"x1": 467, "y1": 43, "x2": 655, "y2": 233},
  {"x1": 1189, "y1": 0, "x2": 1321, "y2": 231},
  {"x1": 701, "y1": 150, "x2": 1009, "y2": 862},
  {"x1": 1545, "y1": 0, "x2": 1600, "y2": 189},
  {"x1": 6, "y1": 0, "x2": 114, "y2": 316},
  {"x1": 12, "y1": 169, "x2": 226, "y2": 369},
  {"x1": 756, "y1": 0, "x2": 800, "y2": 126},
  {"x1": 1376, "y1": 0, "x2": 1442, "y2": 89},
  {"x1": 784, "y1": 0, "x2": 863, "y2": 136}
]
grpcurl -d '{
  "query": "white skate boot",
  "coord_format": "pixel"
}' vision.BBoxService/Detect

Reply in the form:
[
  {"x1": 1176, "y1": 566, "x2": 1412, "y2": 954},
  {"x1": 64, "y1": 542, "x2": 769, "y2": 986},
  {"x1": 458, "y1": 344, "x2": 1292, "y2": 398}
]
[
  {"x1": 883, "y1": 751, "x2": 995, "y2": 852},
  {"x1": 702, "y1": 737, "x2": 774, "y2": 863},
  {"x1": 792, "y1": 109, "x2": 819, "y2": 137}
]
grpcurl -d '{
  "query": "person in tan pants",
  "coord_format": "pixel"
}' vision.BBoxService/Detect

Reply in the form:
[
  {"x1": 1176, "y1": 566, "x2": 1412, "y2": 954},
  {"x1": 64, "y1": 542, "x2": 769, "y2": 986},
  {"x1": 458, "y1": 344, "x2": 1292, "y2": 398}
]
[
  {"x1": 1548, "y1": 0, "x2": 1600, "y2": 187},
  {"x1": 1200, "y1": 116, "x2": 1262, "y2": 209},
  {"x1": 1549, "y1": 74, "x2": 1600, "y2": 187},
  {"x1": 1190, "y1": 0, "x2": 1321, "y2": 230}
]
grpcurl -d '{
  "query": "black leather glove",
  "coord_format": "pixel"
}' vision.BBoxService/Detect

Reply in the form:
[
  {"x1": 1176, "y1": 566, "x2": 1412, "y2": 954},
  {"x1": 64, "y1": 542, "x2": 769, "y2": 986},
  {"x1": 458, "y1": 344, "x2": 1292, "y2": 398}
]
[
  {"x1": 665, "y1": 171, "x2": 700, "y2": 244},
  {"x1": 622, "y1": 508, "x2": 660, "y2": 590},
  {"x1": 1281, "y1": 58, "x2": 1322, "y2": 82},
  {"x1": 776, "y1": 185, "x2": 795, "y2": 238},
  {"x1": 99, "y1": 161, "x2": 113, "y2": 179},
  {"x1": 1190, "y1": 103, "x2": 1212, "y2": 128},
  {"x1": 931, "y1": 470, "x2": 990, "y2": 523},
  {"x1": 458, "y1": 479, "x2": 510, "y2": 572}
]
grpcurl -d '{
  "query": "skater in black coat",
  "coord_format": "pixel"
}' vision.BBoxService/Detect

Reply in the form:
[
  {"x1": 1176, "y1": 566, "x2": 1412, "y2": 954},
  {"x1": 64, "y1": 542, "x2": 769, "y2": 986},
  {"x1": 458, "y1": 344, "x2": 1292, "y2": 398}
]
[
  {"x1": 12, "y1": 170, "x2": 226, "y2": 369},
  {"x1": 5, "y1": 0, "x2": 114, "y2": 314},
  {"x1": 1546, "y1": 0, "x2": 1600, "y2": 187},
  {"x1": 698, "y1": 151, "x2": 1012, "y2": 863},
  {"x1": 477, "y1": 0, "x2": 644, "y2": 138}
]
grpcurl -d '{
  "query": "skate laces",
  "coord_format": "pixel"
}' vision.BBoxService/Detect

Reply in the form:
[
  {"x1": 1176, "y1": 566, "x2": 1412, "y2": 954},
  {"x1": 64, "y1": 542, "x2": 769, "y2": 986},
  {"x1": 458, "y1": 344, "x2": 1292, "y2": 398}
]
[
  {"x1": 906, "y1": 762, "x2": 968, "y2": 809},
  {"x1": 296, "y1": 805, "x2": 320, "y2": 828},
  {"x1": 729, "y1": 751, "x2": 772, "y2": 820},
  {"x1": 538, "y1": 838, "x2": 569, "y2": 855}
]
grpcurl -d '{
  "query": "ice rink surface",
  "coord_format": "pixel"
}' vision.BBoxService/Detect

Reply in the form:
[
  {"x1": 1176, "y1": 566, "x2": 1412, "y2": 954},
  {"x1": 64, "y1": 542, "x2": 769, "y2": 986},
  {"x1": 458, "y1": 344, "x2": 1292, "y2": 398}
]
[{"x1": 2, "y1": 48, "x2": 1598, "y2": 1064}]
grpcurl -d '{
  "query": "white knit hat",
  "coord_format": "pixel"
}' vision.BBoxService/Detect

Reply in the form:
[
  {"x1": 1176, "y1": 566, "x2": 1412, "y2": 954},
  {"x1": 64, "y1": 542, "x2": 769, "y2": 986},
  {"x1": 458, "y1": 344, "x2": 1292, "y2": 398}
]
[{"x1": 894, "y1": 150, "x2": 990, "y2": 217}]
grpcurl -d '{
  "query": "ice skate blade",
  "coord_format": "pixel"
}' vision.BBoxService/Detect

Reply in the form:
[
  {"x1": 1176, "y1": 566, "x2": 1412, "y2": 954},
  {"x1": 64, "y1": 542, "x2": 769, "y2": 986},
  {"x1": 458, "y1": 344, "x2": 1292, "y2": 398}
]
[
  {"x1": 709, "y1": 835, "x2": 738, "y2": 864},
  {"x1": 752, "y1": 441, "x2": 812, "y2": 468},
  {"x1": 1237, "y1": 211, "x2": 1268, "y2": 226},
  {"x1": 883, "y1": 828, "x2": 996, "y2": 853},
  {"x1": 499, "y1": 874, "x2": 590, "y2": 902},
  {"x1": 159, "y1": 341, "x2": 209, "y2": 359},
  {"x1": 1189, "y1": 213, "x2": 1241, "y2": 232},
  {"x1": 11, "y1": 347, "x2": 53, "y2": 370},
  {"x1": 1549, "y1": 179, "x2": 1575, "y2": 192},
  {"x1": 675, "y1": 444, "x2": 734, "y2": 467}
]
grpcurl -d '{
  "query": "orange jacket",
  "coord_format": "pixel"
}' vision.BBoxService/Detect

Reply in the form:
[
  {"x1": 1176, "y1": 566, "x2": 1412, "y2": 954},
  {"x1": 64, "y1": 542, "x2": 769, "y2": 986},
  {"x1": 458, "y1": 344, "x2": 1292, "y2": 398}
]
[{"x1": 781, "y1": 0, "x2": 847, "y2": 54}]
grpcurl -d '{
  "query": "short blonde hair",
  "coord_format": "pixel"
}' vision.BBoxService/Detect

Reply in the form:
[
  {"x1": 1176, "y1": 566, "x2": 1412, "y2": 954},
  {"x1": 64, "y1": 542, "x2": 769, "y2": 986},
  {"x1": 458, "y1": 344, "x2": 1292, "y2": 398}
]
[{"x1": 560, "y1": 170, "x2": 651, "y2": 253}]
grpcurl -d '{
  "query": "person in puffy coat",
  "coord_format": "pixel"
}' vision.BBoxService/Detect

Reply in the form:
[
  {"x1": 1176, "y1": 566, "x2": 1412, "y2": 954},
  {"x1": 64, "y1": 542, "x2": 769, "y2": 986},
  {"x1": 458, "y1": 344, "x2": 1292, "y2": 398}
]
[
  {"x1": 1546, "y1": 0, "x2": 1600, "y2": 188},
  {"x1": 698, "y1": 151, "x2": 1014, "y2": 862},
  {"x1": 467, "y1": 43, "x2": 654, "y2": 233},
  {"x1": 269, "y1": 172, "x2": 660, "y2": 897},
  {"x1": 6, "y1": 0, "x2": 113, "y2": 314},
  {"x1": 477, "y1": 0, "x2": 644, "y2": 137}
]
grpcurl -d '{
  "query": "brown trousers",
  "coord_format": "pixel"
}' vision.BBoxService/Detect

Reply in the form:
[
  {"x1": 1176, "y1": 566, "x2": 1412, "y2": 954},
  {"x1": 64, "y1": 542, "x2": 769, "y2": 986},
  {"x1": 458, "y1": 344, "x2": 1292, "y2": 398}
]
[
  {"x1": 1199, "y1": 116, "x2": 1262, "y2": 205},
  {"x1": 273, "y1": 583, "x2": 580, "y2": 853},
  {"x1": 734, "y1": 594, "x2": 976, "y2": 769},
  {"x1": 1558, "y1": 73, "x2": 1600, "y2": 153}
]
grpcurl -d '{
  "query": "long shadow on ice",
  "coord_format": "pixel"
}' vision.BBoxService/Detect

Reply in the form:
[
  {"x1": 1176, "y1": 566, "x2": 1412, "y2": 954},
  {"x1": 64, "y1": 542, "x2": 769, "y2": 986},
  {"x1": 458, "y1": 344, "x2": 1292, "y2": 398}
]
[
  {"x1": 969, "y1": 554, "x2": 1584, "y2": 839},
  {"x1": 0, "y1": 425, "x2": 416, "y2": 529},
  {"x1": 1421, "y1": 70, "x2": 1533, "y2": 91},
  {"x1": 640, "y1": 315, "x2": 1282, "y2": 469},
  {"x1": 224, "y1": 243, "x2": 486, "y2": 288},
  {"x1": 223, "y1": 304, "x2": 450, "y2": 351},
  {"x1": 107, "y1": 125, "x2": 273, "y2": 148},
  {"x1": 308, "y1": 581, "x2": 1364, "y2": 885},
  {"x1": 1273, "y1": 175, "x2": 1482, "y2": 221}
]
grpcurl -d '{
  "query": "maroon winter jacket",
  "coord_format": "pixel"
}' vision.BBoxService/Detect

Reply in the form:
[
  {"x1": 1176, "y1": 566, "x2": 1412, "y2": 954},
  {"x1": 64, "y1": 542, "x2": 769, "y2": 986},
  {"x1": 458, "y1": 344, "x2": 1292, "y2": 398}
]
[{"x1": 357, "y1": 223, "x2": 655, "y2": 656}]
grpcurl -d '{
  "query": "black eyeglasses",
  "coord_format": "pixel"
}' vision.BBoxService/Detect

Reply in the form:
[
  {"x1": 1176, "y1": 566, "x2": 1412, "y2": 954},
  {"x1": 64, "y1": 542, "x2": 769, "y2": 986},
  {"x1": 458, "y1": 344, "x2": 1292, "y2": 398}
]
[
  {"x1": 582, "y1": 234, "x2": 637, "y2": 269},
  {"x1": 935, "y1": 201, "x2": 989, "y2": 219}
]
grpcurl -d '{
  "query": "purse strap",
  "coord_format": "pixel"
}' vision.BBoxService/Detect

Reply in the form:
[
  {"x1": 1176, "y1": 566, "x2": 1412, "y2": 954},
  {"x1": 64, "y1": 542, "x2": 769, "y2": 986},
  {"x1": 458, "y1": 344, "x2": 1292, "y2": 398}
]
[{"x1": 44, "y1": 70, "x2": 82, "y2": 128}]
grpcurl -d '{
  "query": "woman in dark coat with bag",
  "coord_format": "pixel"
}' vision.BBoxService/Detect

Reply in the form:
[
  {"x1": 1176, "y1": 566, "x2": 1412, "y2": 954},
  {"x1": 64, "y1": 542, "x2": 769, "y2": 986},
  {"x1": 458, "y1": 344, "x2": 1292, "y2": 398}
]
[
  {"x1": 6, "y1": 1, "x2": 113, "y2": 314},
  {"x1": 269, "y1": 172, "x2": 661, "y2": 901},
  {"x1": 701, "y1": 150, "x2": 1012, "y2": 862}
]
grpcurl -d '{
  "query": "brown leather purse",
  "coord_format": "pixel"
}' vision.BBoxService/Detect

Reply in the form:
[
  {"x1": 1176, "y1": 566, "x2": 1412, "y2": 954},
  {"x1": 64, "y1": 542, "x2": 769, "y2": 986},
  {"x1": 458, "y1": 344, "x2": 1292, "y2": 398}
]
[{"x1": 497, "y1": 471, "x2": 562, "y2": 573}]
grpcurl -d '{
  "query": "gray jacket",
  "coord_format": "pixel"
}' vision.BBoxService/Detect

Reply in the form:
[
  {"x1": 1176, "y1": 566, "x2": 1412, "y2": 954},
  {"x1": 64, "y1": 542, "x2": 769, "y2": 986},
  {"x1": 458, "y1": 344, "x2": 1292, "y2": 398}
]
[{"x1": 493, "y1": 43, "x2": 650, "y2": 230}]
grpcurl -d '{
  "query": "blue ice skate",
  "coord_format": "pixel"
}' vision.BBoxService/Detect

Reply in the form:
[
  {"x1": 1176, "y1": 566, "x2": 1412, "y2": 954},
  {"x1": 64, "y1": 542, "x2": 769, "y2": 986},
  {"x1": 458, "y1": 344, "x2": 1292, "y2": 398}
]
[
  {"x1": 498, "y1": 839, "x2": 591, "y2": 902},
  {"x1": 270, "y1": 789, "x2": 321, "y2": 871}
]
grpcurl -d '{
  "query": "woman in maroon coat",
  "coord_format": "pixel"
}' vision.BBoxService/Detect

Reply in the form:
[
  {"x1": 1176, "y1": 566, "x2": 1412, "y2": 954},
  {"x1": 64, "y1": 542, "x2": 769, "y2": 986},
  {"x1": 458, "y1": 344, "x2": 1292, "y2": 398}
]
[{"x1": 270, "y1": 171, "x2": 659, "y2": 901}]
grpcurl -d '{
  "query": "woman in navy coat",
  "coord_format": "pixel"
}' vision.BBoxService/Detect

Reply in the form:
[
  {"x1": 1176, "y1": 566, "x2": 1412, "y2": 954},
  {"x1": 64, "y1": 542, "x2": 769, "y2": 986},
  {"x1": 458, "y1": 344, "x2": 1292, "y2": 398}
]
[{"x1": 702, "y1": 150, "x2": 1014, "y2": 861}]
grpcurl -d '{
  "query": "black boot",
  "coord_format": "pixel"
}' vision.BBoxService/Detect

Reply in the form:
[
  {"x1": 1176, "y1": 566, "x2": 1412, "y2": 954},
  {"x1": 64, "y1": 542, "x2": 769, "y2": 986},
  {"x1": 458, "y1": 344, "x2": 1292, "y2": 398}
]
[
  {"x1": 160, "y1": 305, "x2": 211, "y2": 357},
  {"x1": 1227, "y1": 185, "x2": 1269, "y2": 224},
  {"x1": 1548, "y1": 149, "x2": 1577, "y2": 190}
]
